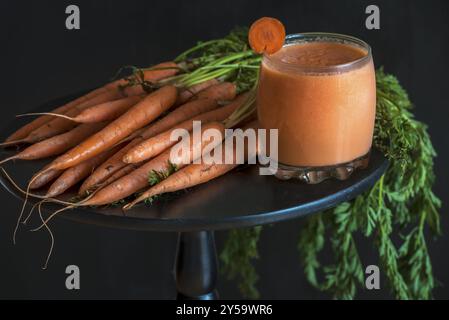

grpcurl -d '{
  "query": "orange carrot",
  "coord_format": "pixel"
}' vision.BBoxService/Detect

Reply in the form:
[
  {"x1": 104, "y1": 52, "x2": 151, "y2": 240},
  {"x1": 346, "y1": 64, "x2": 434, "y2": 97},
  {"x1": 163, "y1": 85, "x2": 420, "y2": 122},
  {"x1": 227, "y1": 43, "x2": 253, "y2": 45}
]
[
  {"x1": 0, "y1": 123, "x2": 107, "y2": 164},
  {"x1": 17, "y1": 108, "x2": 80, "y2": 144},
  {"x1": 123, "y1": 93, "x2": 248, "y2": 164},
  {"x1": 7, "y1": 89, "x2": 125, "y2": 145},
  {"x1": 248, "y1": 17, "x2": 286, "y2": 54},
  {"x1": 46, "y1": 145, "x2": 121, "y2": 197},
  {"x1": 123, "y1": 121, "x2": 258, "y2": 209},
  {"x1": 47, "y1": 85, "x2": 178, "y2": 171},
  {"x1": 5, "y1": 62, "x2": 177, "y2": 145},
  {"x1": 124, "y1": 161, "x2": 236, "y2": 210},
  {"x1": 4, "y1": 86, "x2": 109, "y2": 143},
  {"x1": 105, "y1": 61, "x2": 179, "y2": 96},
  {"x1": 28, "y1": 90, "x2": 170, "y2": 191},
  {"x1": 77, "y1": 120, "x2": 162, "y2": 195},
  {"x1": 73, "y1": 95, "x2": 142, "y2": 123},
  {"x1": 30, "y1": 139, "x2": 123, "y2": 191},
  {"x1": 195, "y1": 82, "x2": 236, "y2": 100},
  {"x1": 77, "y1": 84, "x2": 235, "y2": 194},
  {"x1": 20, "y1": 95, "x2": 143, "y2": 124},
  {"x1": 19, "y1": 90, "x2": 124, "y2": 144},
  {"x1": 29, "y1": 167, "x2": 62, "y2": 190},
  {"x1": 98, "y1": 163, "x2": 141, "y2": 189},
  {"x1": 177, "y1": 79, "x2": 219, "y2": 105},
  {"x1": 135, "y1": 82, "x2": 236, "y2": 142},
  {"x1": 81, "y1": 152, "x2": 172, "y2": 206},
  {"x1": 29, "y1": 125, "x2": 112, "y2": 190},
  {"x1": 82, "y1": 121, "x2": 225, "y2": 206},
  {"x1": 134, "y1": 99, "x2": 219, "y2": 142},
  {"x1": 77, "y1": 139, "x2": 140, "y2": 196}
]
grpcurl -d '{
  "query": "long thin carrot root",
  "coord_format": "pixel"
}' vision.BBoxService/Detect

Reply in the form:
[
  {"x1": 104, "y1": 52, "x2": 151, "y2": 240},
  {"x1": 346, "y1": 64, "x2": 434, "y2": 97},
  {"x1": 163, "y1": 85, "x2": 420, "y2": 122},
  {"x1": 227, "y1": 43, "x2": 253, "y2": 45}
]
[
  {"x1": 16, "y1": 112, "x2": 75, "y2": 121},
  {"x1": 0, "y1": 166, "x2": 80, "y2": 246},
  {"x1": 3, "y1": 85, "x2": 108, "y2": 143},
  {"x1": 0, "y1": 139, "x2": 28, "y2": 147},
  {"x1": 0, "y1": 156, "x2": 18, "y2": 165},
  {"x1": 30, "y1": 186, "x2": 102, "y2": 232},
  {"x1": 37, "y1": 200, "x2": 55, "y2": 270},
  {"x1": 31, "y1": 205, "x2": 74, "y2": 232},
  {"x1": 0, "y1": 168, "x2": 70, "y2": 205},
  {"x1": 13, "y1": 168, "x2": 49, "y2": 244},
  {"x1": 22, "y1": 199, "x2": 46, "y2": 225}
]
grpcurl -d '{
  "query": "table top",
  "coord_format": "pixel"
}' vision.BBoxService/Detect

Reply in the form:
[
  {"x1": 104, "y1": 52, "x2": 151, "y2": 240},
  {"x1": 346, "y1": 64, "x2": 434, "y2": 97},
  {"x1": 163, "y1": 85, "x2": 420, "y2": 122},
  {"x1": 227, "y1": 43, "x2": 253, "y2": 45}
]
[{"x1": 0, "y1": 92, "x2": 388, "y2": 232}]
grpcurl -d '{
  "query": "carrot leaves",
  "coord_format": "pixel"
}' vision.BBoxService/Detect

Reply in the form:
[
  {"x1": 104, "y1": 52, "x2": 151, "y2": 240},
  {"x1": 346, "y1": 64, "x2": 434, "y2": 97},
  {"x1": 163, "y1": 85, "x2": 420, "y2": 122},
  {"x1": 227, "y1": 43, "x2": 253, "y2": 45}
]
[{"x1": 297, "y1": 69, "x2": 441, "y2": 299}]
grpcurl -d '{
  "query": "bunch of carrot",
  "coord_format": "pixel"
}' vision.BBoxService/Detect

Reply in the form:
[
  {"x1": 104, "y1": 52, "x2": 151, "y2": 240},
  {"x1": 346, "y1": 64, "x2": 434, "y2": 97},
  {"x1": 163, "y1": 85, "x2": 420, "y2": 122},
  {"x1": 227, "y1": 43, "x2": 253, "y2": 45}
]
[{"x1": 1, "y1": 63, "x2": 257, "y2": 215}]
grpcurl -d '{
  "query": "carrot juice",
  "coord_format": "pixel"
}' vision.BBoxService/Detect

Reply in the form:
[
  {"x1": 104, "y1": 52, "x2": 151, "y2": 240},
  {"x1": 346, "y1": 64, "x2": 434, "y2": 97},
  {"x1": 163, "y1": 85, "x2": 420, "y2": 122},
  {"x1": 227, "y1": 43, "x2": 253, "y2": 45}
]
[{"x1": 257, "y1": 33, "x2": 376, "y2": 181}]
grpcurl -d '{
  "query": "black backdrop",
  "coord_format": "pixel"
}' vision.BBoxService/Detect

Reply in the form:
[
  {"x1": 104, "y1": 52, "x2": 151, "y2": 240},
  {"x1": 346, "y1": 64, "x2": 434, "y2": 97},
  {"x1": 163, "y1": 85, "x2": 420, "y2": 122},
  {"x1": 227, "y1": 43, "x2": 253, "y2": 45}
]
[{"x1": 0, "y1": 0, "x2": 448, "y2": 299}]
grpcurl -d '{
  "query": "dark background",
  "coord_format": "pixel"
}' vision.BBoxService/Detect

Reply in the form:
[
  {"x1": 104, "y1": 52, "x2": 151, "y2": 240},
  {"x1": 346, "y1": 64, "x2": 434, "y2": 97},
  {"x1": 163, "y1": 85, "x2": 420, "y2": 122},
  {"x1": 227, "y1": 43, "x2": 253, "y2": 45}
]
[{"x1": 0, "y1": 0, "x2": 447, "y2": 299}]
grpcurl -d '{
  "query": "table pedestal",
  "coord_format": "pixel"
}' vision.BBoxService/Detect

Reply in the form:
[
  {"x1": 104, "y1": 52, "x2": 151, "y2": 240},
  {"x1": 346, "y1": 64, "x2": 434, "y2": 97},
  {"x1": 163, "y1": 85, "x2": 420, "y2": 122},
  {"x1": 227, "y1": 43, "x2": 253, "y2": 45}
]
[{"x1": 175, "y1": 231, "x2": 218, "y2": 300}]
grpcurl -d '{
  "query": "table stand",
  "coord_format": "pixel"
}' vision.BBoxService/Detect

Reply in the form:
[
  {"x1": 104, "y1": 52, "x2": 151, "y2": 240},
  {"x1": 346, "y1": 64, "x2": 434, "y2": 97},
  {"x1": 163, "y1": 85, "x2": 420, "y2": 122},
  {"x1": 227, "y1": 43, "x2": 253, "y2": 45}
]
[{"x1": 175, "y1": 231, "x2": 218, "y2": 300}]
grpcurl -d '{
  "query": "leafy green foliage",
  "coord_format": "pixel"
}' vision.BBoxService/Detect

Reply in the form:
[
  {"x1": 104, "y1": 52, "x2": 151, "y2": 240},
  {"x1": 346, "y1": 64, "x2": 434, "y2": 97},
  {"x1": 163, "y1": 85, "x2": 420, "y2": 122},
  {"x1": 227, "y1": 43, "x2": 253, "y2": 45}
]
[
  {"x1": 115, "y1": 65, "x2": 161, "y2": 94},
  {"x1": 220, "y1": 226, "x2": 262, "y2": 299},
  {"x1": 148, "y1": 161, "x2": 177, "y2": 186},
  {"x1": 174, "y1": 28, "x2": 261, "y2": 93},
  {"x1": 142, "y1": 161, "x2": 178, "y2": 205},
  {"x1": 297, "y1": 69, "x2": 441, "y2": 299}
]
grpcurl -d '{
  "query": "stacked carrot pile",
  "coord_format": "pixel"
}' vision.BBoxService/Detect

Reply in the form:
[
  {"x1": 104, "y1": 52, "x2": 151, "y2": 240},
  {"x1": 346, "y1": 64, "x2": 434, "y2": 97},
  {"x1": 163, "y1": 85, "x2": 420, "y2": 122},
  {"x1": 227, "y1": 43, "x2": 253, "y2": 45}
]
[{"x1": 1, "y1": 60, "x2": 258, "y2": 211}]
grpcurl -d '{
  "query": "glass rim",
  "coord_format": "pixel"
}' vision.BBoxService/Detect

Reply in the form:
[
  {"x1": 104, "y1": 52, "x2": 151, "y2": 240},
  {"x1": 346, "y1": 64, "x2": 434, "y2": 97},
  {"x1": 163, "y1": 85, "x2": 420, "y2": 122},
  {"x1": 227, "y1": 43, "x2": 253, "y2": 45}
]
[{"x1": 263, "y1": 32, "x2": 372, "y2": 74}]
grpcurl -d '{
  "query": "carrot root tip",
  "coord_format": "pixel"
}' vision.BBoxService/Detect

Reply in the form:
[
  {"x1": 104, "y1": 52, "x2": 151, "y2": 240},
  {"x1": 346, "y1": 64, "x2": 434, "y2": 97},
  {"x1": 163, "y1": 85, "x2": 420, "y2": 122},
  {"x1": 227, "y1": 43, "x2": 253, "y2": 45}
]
[
  {"x1": 0, "y1": 139, "x2": 28, "y2": 147},
  {"x1": 16, "y1": 112, "x2": 75, "y2": 122},
  {"x1": 0, "y1": 156, "x2": 17, "y2": 165}
]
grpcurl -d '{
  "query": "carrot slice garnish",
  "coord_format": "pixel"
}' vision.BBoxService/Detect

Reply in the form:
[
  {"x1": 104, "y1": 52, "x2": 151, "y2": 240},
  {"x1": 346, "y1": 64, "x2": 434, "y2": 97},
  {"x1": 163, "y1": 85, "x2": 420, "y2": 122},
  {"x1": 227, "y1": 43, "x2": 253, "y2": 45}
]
[{"x1": 248, "y1": 17, "x2": 286, "y2": 54}]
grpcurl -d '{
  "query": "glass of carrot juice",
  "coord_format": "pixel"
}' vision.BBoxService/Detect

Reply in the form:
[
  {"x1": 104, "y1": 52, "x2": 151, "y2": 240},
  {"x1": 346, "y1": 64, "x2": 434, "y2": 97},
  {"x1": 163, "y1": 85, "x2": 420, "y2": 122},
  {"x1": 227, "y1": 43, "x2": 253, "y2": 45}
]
[{"x1": 257, "y1": 33, "x2": 376, "y2": 183}]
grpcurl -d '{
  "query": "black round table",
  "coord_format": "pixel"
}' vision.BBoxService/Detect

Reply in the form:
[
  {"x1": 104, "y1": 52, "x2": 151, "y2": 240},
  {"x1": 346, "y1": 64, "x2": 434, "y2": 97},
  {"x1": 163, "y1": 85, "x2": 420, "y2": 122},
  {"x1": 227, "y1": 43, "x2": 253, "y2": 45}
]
[{"x1": 0, "y1": 92, "x2": 388, "y2": 300}]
